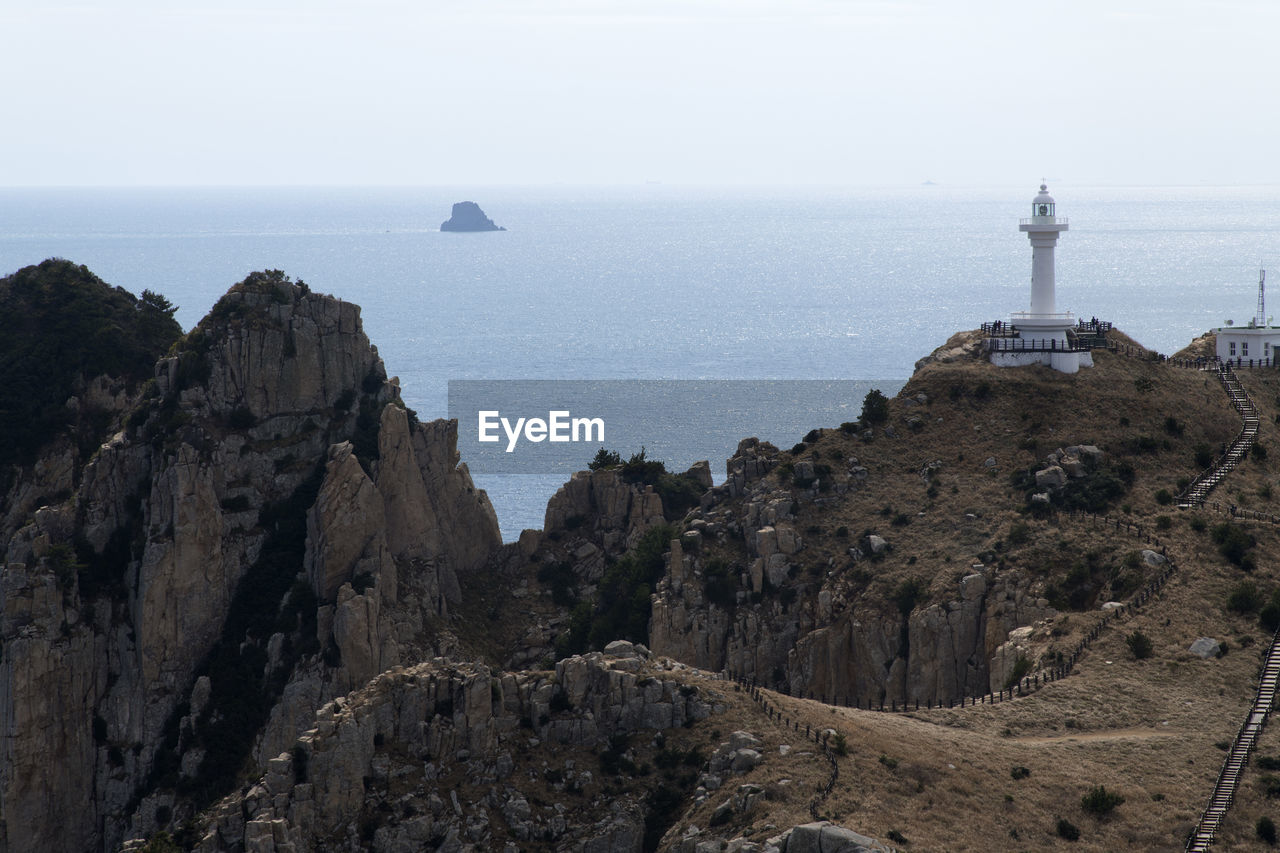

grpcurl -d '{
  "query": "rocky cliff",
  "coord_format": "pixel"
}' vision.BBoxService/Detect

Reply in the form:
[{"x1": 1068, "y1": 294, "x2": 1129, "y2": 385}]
[
  {"x1": 190, "y1": 646, "x2": 715, "y2": 852},
  {"x1": 0, "y1": 259, "x2": 183, "y2": 549},
  {"x1": 0, "y1": 271, "x2": 501, "y2": 851}
]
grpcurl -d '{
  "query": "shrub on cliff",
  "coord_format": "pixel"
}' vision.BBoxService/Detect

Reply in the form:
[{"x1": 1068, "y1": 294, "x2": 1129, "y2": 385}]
[
  {"x1": 1126, "y1": 631, "x2": 1154, "y2": 660},
  {"x1": 861, "y1": 389, "x2": 890, "y2": 425},
  {"x1": 702, "y1": 559, "x2": 737, "y2": 608},
  {"x1": 556, "y1": 524, "x2": 673, "y2": 658},
  {"x1": 0, "y1": 259, "x2": 181, "y2": 473},
  {"x1": 593, "y1": 447, "x2": 706, "y2": 521},
  {"x1": 589, "y1": 448, "x2": 622, "y2": 470}
]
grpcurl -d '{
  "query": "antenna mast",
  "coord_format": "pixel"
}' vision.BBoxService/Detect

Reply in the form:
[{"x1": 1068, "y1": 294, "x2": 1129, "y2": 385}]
[{"x1": 1259, "y1": 267, "x2": 1267, "y2": 327}]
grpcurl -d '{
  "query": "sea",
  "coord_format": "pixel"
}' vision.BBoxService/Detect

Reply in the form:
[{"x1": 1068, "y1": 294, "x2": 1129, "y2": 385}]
[{"x1": 3, "y1": 184, "x2": 1279, "y2": 540}]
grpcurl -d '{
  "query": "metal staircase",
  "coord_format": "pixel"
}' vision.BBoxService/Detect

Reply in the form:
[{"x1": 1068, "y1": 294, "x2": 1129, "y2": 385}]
[
  {"x1": 1186, "y1": 628, "x2": 1280, "y2": 850},
  {"x1": 1176, "y1": 362, "x2": 1260, "y2": 507}
]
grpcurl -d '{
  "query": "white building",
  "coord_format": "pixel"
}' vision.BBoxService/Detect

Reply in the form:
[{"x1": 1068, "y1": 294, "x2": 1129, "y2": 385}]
[
  {"x1": 988, "y1": 184, "x2": 1094, "y2": 374},
  {"x1": 1214, "y1": 271, "x2": 1280, "y2": 365}
]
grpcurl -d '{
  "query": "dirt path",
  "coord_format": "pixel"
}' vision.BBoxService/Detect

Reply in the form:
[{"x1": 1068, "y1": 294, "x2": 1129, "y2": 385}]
[{"x1": 1013, "y1": 726, "x2": 1180, "y2": 745}]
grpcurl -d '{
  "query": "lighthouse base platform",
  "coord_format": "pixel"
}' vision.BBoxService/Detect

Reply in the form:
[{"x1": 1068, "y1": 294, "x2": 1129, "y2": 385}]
[
  {"x1": 987, "y1": 316, "x2": 1094, "y2": 374},
  {"x1": 990, "y1": 349, "x2": 1094, "y2": 374}
]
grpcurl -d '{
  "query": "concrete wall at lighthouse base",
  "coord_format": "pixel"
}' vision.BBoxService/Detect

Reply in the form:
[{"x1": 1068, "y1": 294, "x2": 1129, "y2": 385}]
[{"x1": 989, "y1": 350, "x2": 1093, "y2": 374}]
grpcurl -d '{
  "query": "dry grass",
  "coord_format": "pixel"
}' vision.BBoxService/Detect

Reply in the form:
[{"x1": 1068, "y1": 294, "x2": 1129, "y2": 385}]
[{"x1": 758, "y1": 338, "x2": 1241, "y2": 612}]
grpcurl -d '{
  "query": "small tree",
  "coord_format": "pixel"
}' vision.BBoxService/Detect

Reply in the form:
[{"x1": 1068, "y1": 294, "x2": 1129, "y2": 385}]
[
  {"x1": 1081, "y1": 785, "x2": 1125, "y2": 817},
  {"x1": 861, "y1": 389, "x2": 890, "y2": 425},
  {"x1": 141, "y1": 289, "x2": 178, "y2": 317},
  {"x1": 589, "y1": 448, "x2": 622, "y2": 470},
  {"x1": 1056, "y1": 818, "x2": 1080, "y2": 841},
  {"x1": 1126, "y1": 631, "x2": 1154, "y2": 660}
]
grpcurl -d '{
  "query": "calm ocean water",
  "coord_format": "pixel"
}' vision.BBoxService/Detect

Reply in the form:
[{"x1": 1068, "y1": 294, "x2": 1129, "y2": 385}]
[{"x1": 3, "y1": 185, "x2": 1279, "y2": 538}]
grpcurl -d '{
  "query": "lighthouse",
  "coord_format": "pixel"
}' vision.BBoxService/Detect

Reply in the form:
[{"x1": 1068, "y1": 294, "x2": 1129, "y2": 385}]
[
  {"x1": 988, "y1": 183, "x2": 1093, "y2": 374},
  {"x1": 1022, "y1": 183, "x2": 1067, "y2": 318}
]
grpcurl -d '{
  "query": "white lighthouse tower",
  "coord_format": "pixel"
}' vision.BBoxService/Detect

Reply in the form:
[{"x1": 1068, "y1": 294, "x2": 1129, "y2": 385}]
[
  {"x1": 1023, "y1": 183, "x2": 1067, "y2": 320},
  {"x1": 989, "y1": 183, "x2": 1093, "y2": 373}
]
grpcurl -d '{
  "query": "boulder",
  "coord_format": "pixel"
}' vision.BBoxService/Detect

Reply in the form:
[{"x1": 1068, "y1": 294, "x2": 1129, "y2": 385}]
[
  {"x1": 783, "y1": 821, "x2": 889, "y2": 852},
  {"x1": 1062, "y1": 458, "x2": 1087, "y2": 478},
  {"x1": 730, "y1": 749, "x2": 763, "y2": 773},
  {"x1": 686, "y1": 460, "x2": 714, "y2": 490},
  {"x1": 1142, "y1": 549, "x2": 1167, "y2": 566},
  {"x1": 1189, "y1": 638, "x2": 1221, "y2": 659},
  {"x1": 1035, "y1": 466, "x2": 1067, "y2": 490},
  {"x1": 603, "y1": 640, "x2": 639, "y2": 658},
  {"x1": 1070, "y1": 445, "x2": 1105, "y2": 468}
]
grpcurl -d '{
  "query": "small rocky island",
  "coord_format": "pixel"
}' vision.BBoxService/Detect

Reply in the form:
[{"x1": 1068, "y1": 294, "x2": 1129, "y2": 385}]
[{"x1": 439, "y1": 200, "x2": 506, "y2": 232}]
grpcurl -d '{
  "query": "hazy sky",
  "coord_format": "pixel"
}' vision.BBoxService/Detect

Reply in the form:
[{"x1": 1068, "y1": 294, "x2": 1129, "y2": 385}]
[{"x1": 4, "y1": 0, "x2": 1278, "y2": 187}]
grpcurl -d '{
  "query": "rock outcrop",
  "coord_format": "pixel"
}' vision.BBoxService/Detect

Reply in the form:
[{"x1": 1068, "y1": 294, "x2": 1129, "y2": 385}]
[
  {"x1": 0, "y1": 271, "x2": 502, "y2": 852},
  {"x1": 912, "y1": 329, "x2": 984, "y2": 372},
  {"x1": 651, "y1": 430, "x2": 1058, "y2": 707},
  {"x1": 439, "y1": 201, "x2": 506, "y2": 232},
  {"x1": 669, "y1": 821, "x2": 890, "y2": 853},
  {"x1": 194, "y1": 651, "x2": 717, "y2": 852},
  {"x1": 543, "y1": 467, "x2": 667, "y2": 556}
]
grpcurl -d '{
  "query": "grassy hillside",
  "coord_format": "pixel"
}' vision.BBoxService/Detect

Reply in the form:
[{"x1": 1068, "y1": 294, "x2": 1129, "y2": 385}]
[{"x1": 649, "y1": 335, "x2": 1280, "y2": 849}]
